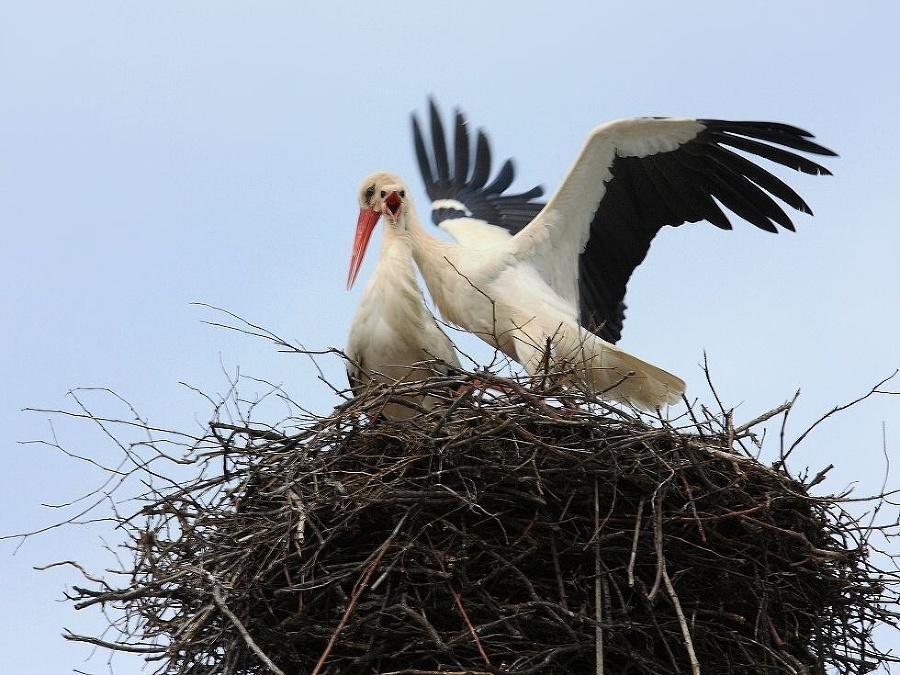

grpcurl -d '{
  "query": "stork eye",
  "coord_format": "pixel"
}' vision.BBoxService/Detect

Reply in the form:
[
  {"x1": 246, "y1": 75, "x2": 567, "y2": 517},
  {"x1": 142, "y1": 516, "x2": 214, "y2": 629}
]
[
  {"x1": 364, "y1": 185, "x2": 375, "y2": 204},
  {"x1": 380, "y1": 190, "x2": 387, "y2": 198},
  {"x1": 399, "y1": 190, "x2": 405, "y2": 198}
]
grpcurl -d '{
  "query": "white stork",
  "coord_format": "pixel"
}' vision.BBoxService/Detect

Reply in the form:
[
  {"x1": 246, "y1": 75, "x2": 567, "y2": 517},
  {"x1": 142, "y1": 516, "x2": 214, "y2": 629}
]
[
  {"x1": 412, "y1": 100, "x2": 836, "y2": 344},
  {"x1": 346, "y1": 176, "x2": 460, "y2": 420},
  {"x1": 352, "y1": 172, "x2": 685, "y2": 410}
]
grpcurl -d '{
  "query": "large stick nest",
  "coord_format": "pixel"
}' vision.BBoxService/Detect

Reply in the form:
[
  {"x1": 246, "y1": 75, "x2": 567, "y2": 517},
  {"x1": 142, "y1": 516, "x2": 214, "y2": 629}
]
[{"x1": 61, "y1": 371, "x2": 899, "y2": 675}]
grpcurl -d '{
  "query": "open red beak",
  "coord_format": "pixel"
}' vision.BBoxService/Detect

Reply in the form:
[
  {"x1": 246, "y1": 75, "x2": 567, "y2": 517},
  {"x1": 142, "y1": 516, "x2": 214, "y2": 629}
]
[
  {"x1": 347, "y1": 207, "x2": 381, "y2": 289},
  {"x1": 384, "y1": 191, "x2": 402, "y2": 220}
]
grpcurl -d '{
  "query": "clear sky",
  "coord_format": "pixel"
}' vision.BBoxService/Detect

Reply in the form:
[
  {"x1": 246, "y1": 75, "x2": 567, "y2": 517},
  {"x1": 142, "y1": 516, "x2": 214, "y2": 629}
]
[{"x1": 3, "y1": 2, "x2": 899, "y2": 672}]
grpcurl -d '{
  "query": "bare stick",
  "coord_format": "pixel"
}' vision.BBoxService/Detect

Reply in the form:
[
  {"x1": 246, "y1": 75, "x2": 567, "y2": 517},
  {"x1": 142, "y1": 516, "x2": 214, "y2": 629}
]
[
  {"x1": 211, "y1": 584, "x2": 286, "y2": 675},
  {"x1": 662, "y1": 564, "x2": 700, "y2": 675},
  {"x1": 62, "y1": 633, "x2": 166, "y2": 653},
  {"x1": 449, "y1": 584, "x2": 491, "y2": 667},
  {"x1": 733, "y1": 399, "x2": 795, "y2": 435},
  {"x1": 786, "y1": 370, "x2": 899, "y2": 461},
  {"x1": 627, "y1": 497, "x2": 645, "y2": 588},
  {"x1": 34, "y1": 560, "x2": 107, "y2": 585},
  {"x1": 594, "y1": 477, "x2": 604, "y2": 675}
]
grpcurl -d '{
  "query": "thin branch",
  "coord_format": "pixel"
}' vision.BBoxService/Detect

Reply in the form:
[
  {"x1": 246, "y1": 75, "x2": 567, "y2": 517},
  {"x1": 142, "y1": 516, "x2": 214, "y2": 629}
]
[
  {"x1": 786, "y1": 370, "x2": 900, "y2": 461},
  {"x1": 310, "y1": 513, "x2": 409, "y2": 675},
  {"x1": 627, "y1": 497, "x2": 645, "y2": 588},
  {"x1": 449, "y1": 584, "x2": 492, "y2": 667},
  {"x1": 211, "y1": 584, "x2": 286, "y2": 675},
  {"x1": 662, "y1": 564, "x2": 700, "y2": 675},
  {"x1": 594, "y1": 477, "x2": 604, "y2": 675},
  {"x1": 62, "y1": 633, "x2": 166, "y2": 653}
]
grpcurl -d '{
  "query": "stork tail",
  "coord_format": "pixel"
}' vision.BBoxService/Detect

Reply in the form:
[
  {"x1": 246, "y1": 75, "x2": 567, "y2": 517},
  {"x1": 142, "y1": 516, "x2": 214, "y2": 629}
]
[{"x1": 517, "y1": 323, "x2": 685, "y2": 410}]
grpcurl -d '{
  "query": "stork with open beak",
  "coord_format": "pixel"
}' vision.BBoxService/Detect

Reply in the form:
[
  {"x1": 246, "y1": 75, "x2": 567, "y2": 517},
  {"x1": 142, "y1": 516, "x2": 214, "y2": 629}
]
[
  {"x1": 412, "y1": 100, "x2": 836, "y2": 345},
  {"x1": 353, "y1": 171, "x2": 685, "y2": 410},
  {"x1": 346, "y1": 177, "x2": 460, "y2": 420}
]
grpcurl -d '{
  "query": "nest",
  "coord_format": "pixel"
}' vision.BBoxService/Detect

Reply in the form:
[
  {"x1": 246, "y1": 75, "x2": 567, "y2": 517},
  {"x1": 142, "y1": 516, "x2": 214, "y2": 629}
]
[{"x1": 61, "y1": 371, "x2": 898, "y2": 675}]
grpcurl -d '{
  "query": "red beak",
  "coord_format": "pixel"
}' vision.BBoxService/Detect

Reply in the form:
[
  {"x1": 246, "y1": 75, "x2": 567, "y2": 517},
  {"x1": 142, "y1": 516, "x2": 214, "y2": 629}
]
[{"x1": 347, "y1": 207, "x2": 381, "y2": 289}]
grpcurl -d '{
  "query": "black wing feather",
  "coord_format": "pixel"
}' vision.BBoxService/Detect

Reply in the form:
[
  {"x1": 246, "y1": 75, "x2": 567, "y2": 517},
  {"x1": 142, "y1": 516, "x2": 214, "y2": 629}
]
[
  {"x1": 470, "y1": 132, "x2": 492, "y2": 190},
  {"x1": 430, "y1": 101, "x2": 450, "y2": 185},
  {"x1": 704, "y1": 145, "x2": 813, "y2": 215},
  {"x1": 411, "y1": 115, "x2": 435, "y2": 189},
  {"x1": 413, "y1": 98, "x2": 547, "y2": 233},
  {"x1": 579, "y1": 118, "x2": 835, "y2": 334},
  {"x1": 703, "y1": 120, "x2": 837, "y2": 157},
  {"x1": 453, "y1": 111, "x2": 470, "y2": 187},
  {"x1": 703, "y1": 127, "x2": 833, "y2": 176}
]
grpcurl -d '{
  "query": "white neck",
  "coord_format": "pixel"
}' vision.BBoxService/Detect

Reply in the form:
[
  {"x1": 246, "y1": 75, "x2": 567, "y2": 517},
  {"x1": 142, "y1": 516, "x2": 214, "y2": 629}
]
[
  {"x1": 400, "y1": 200, "x2": 456, "y2": 282},
  {"x1": 370, "y1": 219, "x2": 419, "y2": 302}
]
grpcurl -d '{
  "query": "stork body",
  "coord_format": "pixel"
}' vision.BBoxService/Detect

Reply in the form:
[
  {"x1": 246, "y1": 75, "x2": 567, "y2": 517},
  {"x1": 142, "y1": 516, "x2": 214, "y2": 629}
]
[
  {"x1": 412, "y1": 101, "x2": 836, "y2": 343},
  {"x1": 353, "y1": 173, "x2": 684, "y2": 410},
  {"x1": 346, "y1": 181, "x2": 459, "y2": 420}
]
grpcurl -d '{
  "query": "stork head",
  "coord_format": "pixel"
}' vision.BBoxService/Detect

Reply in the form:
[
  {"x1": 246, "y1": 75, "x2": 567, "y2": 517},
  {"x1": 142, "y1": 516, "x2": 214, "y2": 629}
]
[{"x1": 347, "y1": 171, "x2": 410, "y2": 289}]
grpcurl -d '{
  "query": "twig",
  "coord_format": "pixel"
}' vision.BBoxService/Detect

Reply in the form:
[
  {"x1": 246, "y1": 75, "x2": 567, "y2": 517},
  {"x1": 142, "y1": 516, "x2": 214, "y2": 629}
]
[
  {"x1": 785, "y1": 370, "x2": 899, "y2": 461},
  {"x1": 627, "y1": 497, "x2": 645, "y2": 588},
  {"x1": 701, "y1": 351, "x2": 730, "y2": 419},
  {"x1": 449, "y1": 584, "x2": 491, "y2": 667},
  {"x1": 733, "y1": 399, "x2": 796, "y2": 435},
  {"x1": 594, "y1": 477, "x2": 604, "y2": 675},
  {"x1": 211, "y1": 583, "x2": 286, "y2": 675},
  {"x1": 209, "y1": 421, "x2": 290, "y2": 442},
  {"x1": 310, "y1": 513, "x2": 409, "y2": 675},
  {"x1": 62, "y1": 633, "x2": 166, "y2": 653},
  {"x1": 34, "y1": 560, "x2": 108, "y2": 585},
  {"x1": 662, "y1": 564, "x2": 700, "y2": 675},
  {"x1": 807, "y1": 464, "x2": 834, "y2": 489},
  {"x1": 648, "y1": 477, "x2": 671, "y2": 601}
]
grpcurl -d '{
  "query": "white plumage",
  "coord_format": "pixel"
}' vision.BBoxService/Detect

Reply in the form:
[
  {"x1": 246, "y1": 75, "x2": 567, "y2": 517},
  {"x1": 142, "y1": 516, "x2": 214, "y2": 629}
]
[{"x1": 346, "y1": 176, "x2": 459, "y2": 420}]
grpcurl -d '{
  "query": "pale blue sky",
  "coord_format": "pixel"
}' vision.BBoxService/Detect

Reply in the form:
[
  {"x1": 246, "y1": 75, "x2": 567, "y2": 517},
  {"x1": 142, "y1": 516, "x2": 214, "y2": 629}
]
[{"x1": 3, "y1": 2, "x2": 899, "y2": 672}]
